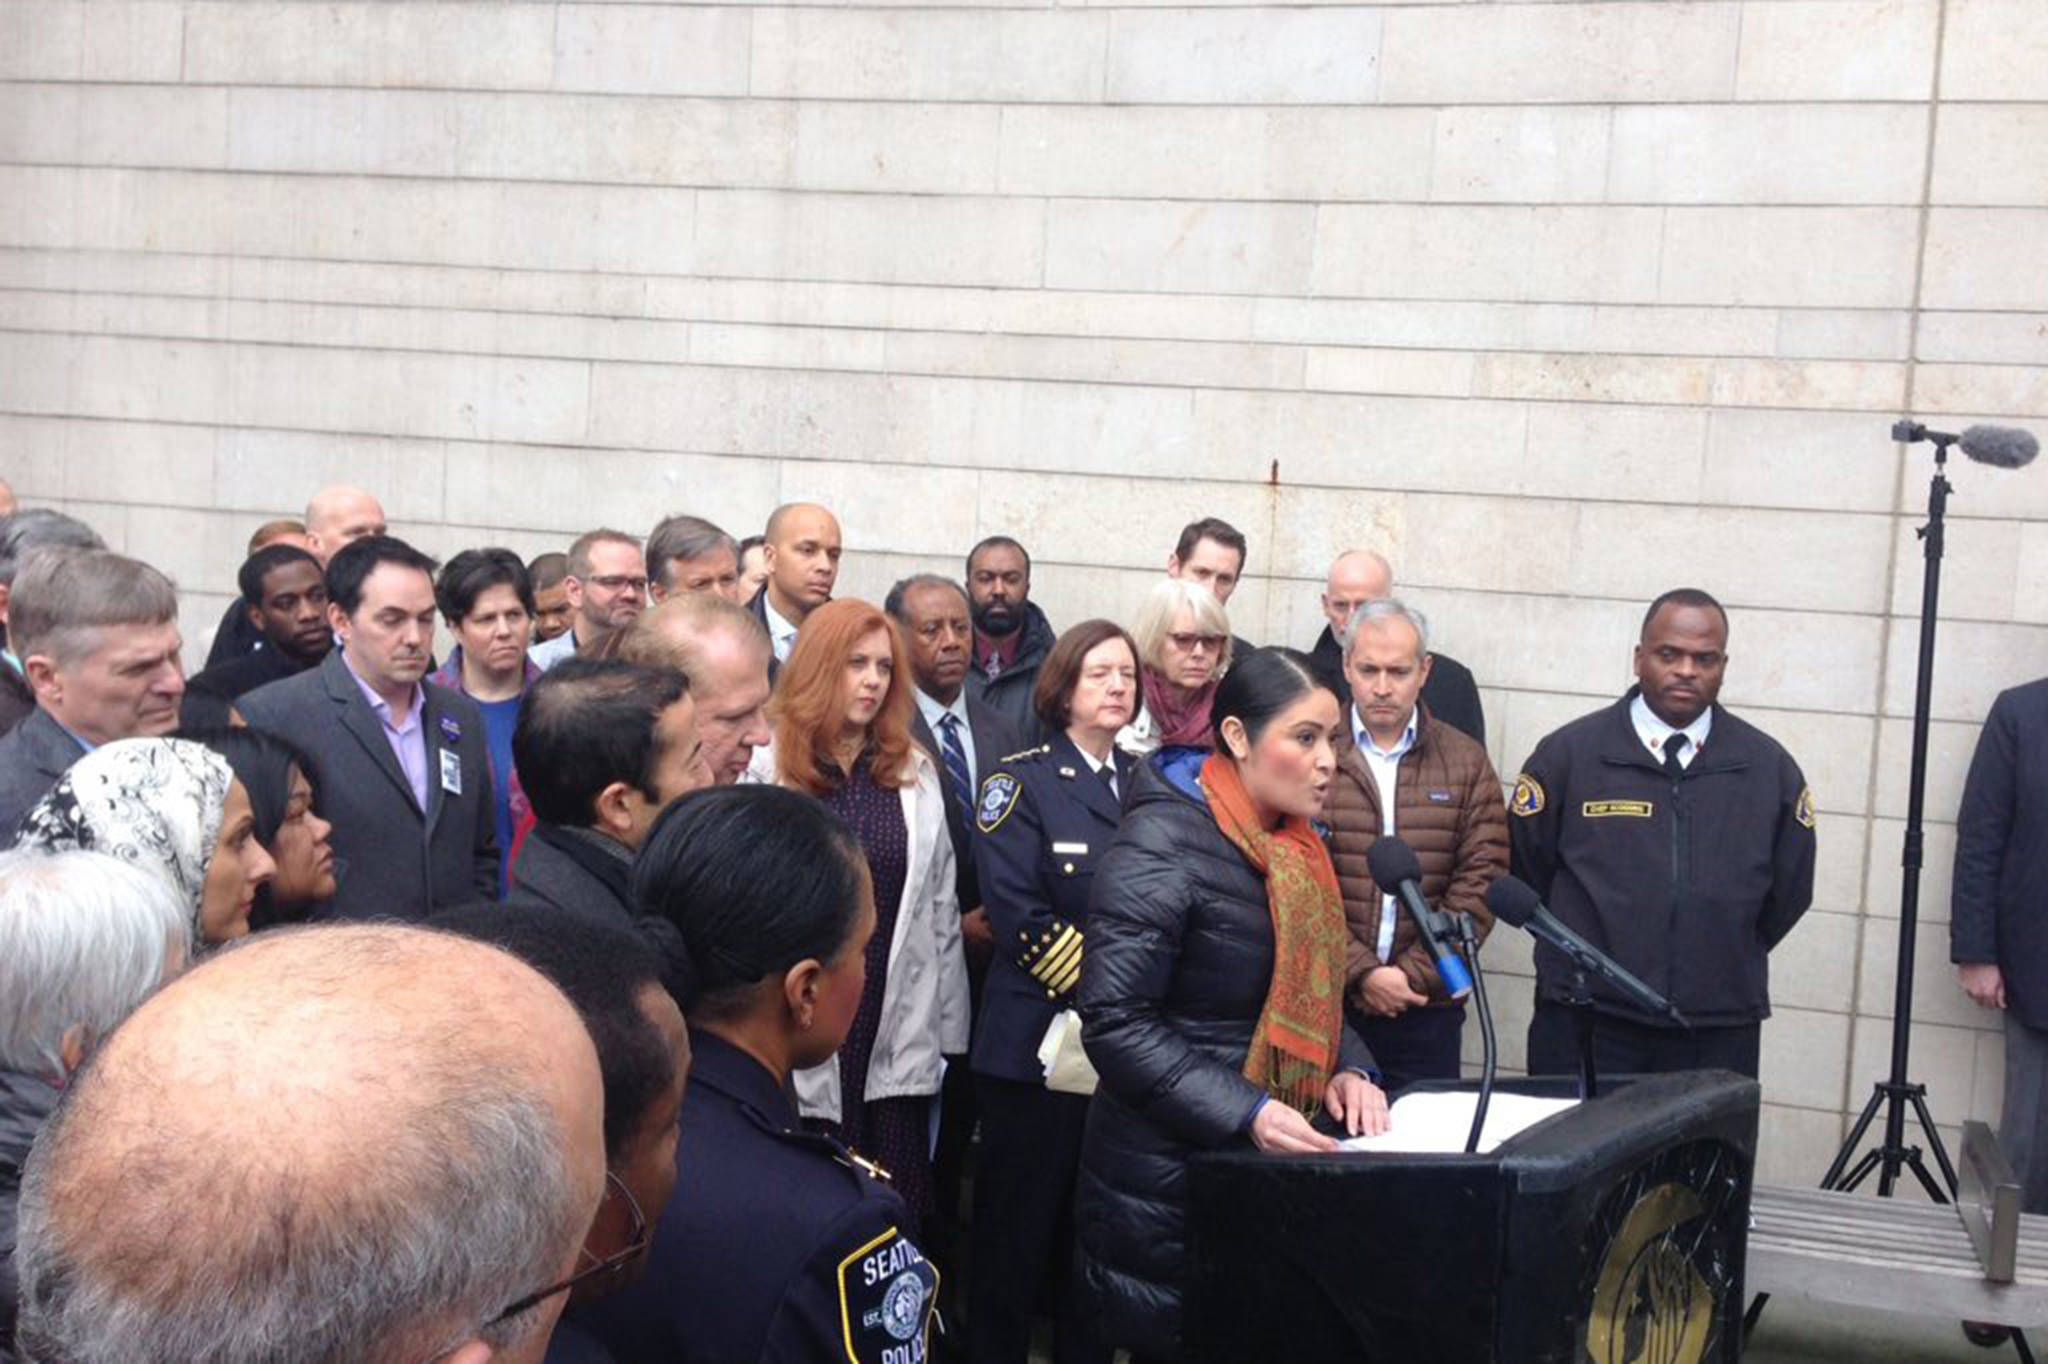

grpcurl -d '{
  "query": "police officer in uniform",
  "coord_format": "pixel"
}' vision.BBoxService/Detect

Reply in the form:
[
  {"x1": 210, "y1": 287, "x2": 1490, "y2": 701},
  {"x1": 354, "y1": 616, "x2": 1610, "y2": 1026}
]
[
  {"x1": 577, "y1": 784, "x2": 942, "y2": 1364},
  {"x1": 1509, "y1": 588, "x2": 1816, "y2": 1080},
  {"x1": 968, "y1": 620, "x2": 1138, "y2": 1364}
]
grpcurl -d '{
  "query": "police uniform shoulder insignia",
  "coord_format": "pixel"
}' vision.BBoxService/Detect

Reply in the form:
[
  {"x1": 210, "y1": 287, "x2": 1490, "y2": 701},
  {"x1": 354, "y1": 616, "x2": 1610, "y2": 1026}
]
[
  {"x1": 997, "y1": 743, "x2": 1050, "y2": 764},
  {"x1": 1796, "y1": 785, "x2": 1816, "y2": 829},
  {"x1": 837, "y1": 1226, "x2": 938, "y2": 1364},
  {"x1": 977, "y1": 772, "x2": 1021, "y2": 833},
  {"x1": 1511, "y1": 774, "x2": 1546, "y2": 817}
]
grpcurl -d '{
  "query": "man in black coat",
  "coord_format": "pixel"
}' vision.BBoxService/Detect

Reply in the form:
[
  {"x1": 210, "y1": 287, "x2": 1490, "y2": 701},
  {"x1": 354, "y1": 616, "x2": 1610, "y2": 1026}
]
[
  {"x1": 745, "y1": 502, "x2": 842, "y2": 680},
  {"x1": 1509, "y1": 589, "x2": 1815, "y2": 1080},
  {"x1": 180, "y1": 544, "x2": 332, "y2": 727},
  {"x1": 1955, "y1": 676, "x2": 2048, "y2": 1213},
  {"x1": 1306, "y1": 549, "x2": 1485, "y2": 746},
  {"x1": 966, "y1": 535, "x2": 1057, "y2": 742},
  {"x1": 505, "y1": 657, "x2": 712, "y2": 922},
  {"x1": 239, "y1": 537, "x2": 499, "y2": 919}
]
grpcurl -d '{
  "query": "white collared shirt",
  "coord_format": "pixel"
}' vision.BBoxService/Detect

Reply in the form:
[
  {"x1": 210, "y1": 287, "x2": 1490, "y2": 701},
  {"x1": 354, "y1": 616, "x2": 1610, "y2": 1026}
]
[
  {"x1": 762, "y1": 597, "x2": 802, "y2": 663},
  {"x1": 1075, "y1": 742, "x2": 1118, "y2": 798},
  {"x1": 913, "y1": 688, "x2": 978, "y2": 792},
  {"x1": 1354, "y1": 706, "x2": 1418, "y2": 963},
  {"x1": 1630, "y1": 693, "x2": 1712, "y2": 769}
]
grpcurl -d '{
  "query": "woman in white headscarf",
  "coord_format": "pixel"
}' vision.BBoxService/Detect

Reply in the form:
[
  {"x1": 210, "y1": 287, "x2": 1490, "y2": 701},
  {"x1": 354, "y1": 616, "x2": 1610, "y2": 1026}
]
[{"x1": 16, "y1": 737, "x2": 277, "y2": 945}]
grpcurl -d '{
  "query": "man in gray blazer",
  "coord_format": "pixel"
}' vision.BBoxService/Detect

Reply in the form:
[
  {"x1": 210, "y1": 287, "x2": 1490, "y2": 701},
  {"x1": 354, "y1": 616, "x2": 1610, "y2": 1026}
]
[
  {"x1": 240, "y1": 537, "x2": 499, "y2": 919},
  {"x1": 505, "y1": 656, "x2": 711, "y2": 921},
  {"x1": 0, "y1": 548, "x2": 185, "y2": 846}
]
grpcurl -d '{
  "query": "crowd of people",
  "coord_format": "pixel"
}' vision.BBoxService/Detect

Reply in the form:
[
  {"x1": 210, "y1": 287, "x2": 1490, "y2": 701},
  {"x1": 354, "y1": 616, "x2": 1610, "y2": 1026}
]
[{"x1": 0, "y1": 478, "x2": 1827, "y2": 1362}]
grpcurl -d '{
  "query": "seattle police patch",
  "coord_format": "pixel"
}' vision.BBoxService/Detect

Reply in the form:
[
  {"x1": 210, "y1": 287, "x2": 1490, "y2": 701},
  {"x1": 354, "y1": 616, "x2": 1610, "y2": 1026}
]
[
  {"x1": 838, "y1": 1226, "x2": 938, "y2": 1363},
  {"x1": 1796, "y1": 785, "x2": 1816, "y2": 829},
  {"x1": 1511, "y1": 774, "x2": 1546, "y2": 817},
  {"x1": 977, "y1": 773, "x2": 1021, "y2": 833}
]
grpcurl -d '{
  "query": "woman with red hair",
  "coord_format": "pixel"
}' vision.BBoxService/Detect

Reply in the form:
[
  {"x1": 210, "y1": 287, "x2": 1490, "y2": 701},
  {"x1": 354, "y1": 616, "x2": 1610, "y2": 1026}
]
[{"x1": 747, "y1": 597, "x2": 968, "y2": 1227}]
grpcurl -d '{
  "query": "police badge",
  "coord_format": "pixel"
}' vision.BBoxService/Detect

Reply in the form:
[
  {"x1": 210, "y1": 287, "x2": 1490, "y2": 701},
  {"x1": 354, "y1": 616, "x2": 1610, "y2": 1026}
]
[{"x1": 976, "y1": 772, "x2": 1021, "y2": 833}]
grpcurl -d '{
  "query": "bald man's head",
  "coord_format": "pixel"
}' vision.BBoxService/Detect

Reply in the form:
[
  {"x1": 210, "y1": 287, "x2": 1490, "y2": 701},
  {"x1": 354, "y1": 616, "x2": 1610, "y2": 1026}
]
[
  {"x1": 15, "y1": 924, "x2": 606, "y2": 1364},
  {"x1": 1322, "y1": 550, "x2": 1394, "y2": 639},
  {"x1": 303, "y1": 486, "x2": 388, "y2": 565},
  {"x1": 760, "y1": 502, "x2": 842, "y2": 622}
]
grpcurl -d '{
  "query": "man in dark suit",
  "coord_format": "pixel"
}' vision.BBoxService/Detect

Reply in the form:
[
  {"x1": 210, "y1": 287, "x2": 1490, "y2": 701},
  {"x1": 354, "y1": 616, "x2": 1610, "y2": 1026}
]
[
  {"x1": 1166, "y1": 515, "x2": 1259, "y2": 661},
  {"x1": 0, "y1": 548, "x2": 185, "y2": 846},
  {"x1": 505, "y1": 656, "x2": 712, "y2": 921},
  {"x1": 746, "y1": 502, "x2": 842, "y2": 678},
  {"x1": 1306, "y1": 549, "x2": 1487, "y2": 746},
  {"x1": 886, "y1": 572, "x2": 1022, "y2": 1334},
  {"x1": 239, "y1": 536, "x2": 499, "y2": 919},
  {"x1": 0, "y1": 509, "x2": 106, "y2": 737}
]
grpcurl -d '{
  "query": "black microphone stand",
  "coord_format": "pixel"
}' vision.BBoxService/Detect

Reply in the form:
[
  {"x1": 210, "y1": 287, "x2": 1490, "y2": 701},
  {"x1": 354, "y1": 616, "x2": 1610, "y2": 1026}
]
[
  {"x1": 1565, "y1": 968, "x2": 1599, "y2": 1101},
  {"x1": 1446, "y1": 910, "x2": 1498, "y2": 1153},
  {"x1": 1747, "y1": 425, "x2": 1967, "y2": 1340}
]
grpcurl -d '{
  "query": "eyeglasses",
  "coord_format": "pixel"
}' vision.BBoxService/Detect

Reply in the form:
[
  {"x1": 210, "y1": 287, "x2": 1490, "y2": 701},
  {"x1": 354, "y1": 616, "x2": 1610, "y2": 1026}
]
[
  {"x1": 586, "y1": 575, "x2": 649, "y2": 595},
  {"x1": 483, "y1": 1170, "x2": 650, "y2": 1328},
  {"x1": 1167, "y1": 632, "x2": 1226, "y2": 655}
]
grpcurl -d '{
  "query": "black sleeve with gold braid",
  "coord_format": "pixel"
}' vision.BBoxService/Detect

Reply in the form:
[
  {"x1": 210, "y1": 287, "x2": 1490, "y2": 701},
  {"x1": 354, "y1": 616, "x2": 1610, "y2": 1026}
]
[{"x1": 1019, "y1": 917, "x2": 1084, "y2": 998}]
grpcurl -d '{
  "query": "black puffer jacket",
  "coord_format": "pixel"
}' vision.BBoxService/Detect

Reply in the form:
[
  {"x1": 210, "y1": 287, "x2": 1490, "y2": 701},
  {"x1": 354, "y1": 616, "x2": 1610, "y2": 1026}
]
[{"x1": 1076, "y1": 750, "x2": 1374, "y2": 1358}]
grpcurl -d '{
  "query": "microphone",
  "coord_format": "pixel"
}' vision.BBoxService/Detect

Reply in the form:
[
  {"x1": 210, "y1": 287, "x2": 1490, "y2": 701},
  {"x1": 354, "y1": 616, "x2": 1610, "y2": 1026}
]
[
  {"x1": 1893, "y1": 420, "x2": 2040, "y2": 469},
  {"x1": 1365, "y1": 837, "x2": 1472, "y2": 1002},
  {"x1": 1485, "y1": 875, "x2": 1688, "y2": 1029}
]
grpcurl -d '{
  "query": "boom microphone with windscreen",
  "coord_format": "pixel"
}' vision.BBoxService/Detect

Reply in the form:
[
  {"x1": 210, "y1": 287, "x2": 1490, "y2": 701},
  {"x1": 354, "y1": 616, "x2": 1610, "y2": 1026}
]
[{"x1": 1892, "y1": 419, "x2": 2039, "y2": 469}]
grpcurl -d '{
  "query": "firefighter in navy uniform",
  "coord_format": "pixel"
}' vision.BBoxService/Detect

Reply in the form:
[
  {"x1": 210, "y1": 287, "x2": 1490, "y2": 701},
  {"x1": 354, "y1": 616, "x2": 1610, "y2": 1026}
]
[
  {"x1": 573, "y1": 785, "x2": 942, "y2": 1364},
  {"x1": 1508, "y1": 589, "x2": 1816, "y2": 1081},
  {"x1": 966, "y1": 620, "x2": 1138, "y2": 1364}
]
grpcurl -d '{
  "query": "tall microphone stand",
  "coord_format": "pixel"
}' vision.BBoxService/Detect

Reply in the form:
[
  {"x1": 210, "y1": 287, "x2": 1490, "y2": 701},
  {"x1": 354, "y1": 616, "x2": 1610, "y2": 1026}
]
[
  {"x1": 1747, "y1": 425, "x2": 1962, "y2": 1339},
  {"x1": 1444, "y1": 910, "x2": 1498, "y2": 1154}
]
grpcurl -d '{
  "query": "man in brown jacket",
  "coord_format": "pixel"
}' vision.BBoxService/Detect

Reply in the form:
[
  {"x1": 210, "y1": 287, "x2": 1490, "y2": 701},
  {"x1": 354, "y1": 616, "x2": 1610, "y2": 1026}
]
[{"x1": 1324, "y1": 599, "x2": 1510, "y2": 1094}]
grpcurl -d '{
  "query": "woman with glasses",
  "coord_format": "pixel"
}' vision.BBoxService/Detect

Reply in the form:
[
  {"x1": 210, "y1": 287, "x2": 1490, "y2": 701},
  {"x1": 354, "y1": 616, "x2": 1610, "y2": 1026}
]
[
  {"x1": 1118, "y1": 578, "x2": 1233, "y2": 760},
  {"x1": 577, "y1": 784, "x2": 942, "y2": 1364}
]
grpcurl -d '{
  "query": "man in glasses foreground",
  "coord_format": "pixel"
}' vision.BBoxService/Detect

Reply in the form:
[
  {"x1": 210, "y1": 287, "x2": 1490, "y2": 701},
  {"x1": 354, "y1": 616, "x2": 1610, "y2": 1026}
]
[{"x1": 10, "y1": 923, "x2": 608, "y2": 1364}]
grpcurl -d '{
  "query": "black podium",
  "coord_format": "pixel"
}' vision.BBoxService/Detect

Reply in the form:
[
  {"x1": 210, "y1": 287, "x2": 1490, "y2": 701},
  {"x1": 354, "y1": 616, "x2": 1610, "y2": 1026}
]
[{"x1": 1184, "y1": 1071, "x2": 1760, "y2": 1363}]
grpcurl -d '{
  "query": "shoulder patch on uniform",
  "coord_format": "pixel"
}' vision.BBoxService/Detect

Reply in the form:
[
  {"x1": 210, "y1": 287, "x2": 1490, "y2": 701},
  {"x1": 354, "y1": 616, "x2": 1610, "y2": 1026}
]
[
  {"x1": 837, "y1": 1226, "x2": 937, "y2": 1364},
  {"x1": 1796, "y1": 785, "x2": 1816, "y2": 829},
  {"x1": 976, "y1": 772, "x2": 1021, "y2": 833},
  {"x1": 1511, "y1": 774, "x2": 1546, "y2": 817}
]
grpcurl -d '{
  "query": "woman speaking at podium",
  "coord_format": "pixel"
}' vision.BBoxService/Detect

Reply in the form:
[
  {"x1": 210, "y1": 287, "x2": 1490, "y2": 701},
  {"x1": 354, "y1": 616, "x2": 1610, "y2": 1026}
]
[{"x1": 1075, "y1": 647, "x2": 1389, "y2": 1360}]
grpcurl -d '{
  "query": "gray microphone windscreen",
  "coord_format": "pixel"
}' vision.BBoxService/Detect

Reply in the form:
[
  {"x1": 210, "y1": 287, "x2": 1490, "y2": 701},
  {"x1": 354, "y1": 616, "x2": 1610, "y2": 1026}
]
[{"x1": 1960, "y1": 425, "x2": 2040, "y2": 469}]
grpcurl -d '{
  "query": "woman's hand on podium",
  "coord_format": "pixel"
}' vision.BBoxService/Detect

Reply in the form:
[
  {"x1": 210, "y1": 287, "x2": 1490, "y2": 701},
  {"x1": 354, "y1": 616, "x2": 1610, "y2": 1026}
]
[
  {"x1": 1250, "y1": 1100, "x2": 1339, "y2": 1153},
  {"x1": 1324, "y1": 1071, "x2": 1390, "y2": 1138}
]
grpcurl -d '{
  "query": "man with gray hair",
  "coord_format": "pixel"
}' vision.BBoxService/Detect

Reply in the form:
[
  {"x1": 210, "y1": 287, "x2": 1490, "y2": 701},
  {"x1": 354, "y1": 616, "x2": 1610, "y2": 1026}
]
[
  {"x1": 1307, "y1": 549, "x2": 1486, "y2": 745},
  {"x1": 646, "y1": 514, "x2": 741, "y2": 604},
  {"x1": 618, "y1": 593, "x2": 773, "y2": 786},
  {"x1": 13, "y1": 922, "x2": 607, "y2": 1364},
  {"x1": 0, "y1": 848, "x2": 190, "y2": 1358},
  {"x1": 0, "y1": 548, "x2": 184, "y2": 847},
  {"x1": 1321, "y1": 598, "x2": 1508, "y2": 1096},
  {"x1": 0, "y1": 510, "x2": 106, "y2": 735}
]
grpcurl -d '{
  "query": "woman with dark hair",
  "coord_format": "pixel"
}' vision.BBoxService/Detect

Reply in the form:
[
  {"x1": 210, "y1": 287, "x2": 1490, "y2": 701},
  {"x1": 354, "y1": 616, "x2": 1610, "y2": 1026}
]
[
  {"x1": 430, "y1": 547, "x2": 539, "y2": 888},
  {"x1": 1076, "y1": 647, "x2": 1390, "y2": 1360},
  {"x1": 576, "y1": 784, "x2": 941, "y2": 1364},
  {"x1": 181, "y1": 727, "x2": 338, "y2": 929},
  {"x1": 746, "y1": 598, "x2": 966, "y2": 1229},
  {"x1": 965, "y1": 618, "x2": 1139, "y2": 1364}
]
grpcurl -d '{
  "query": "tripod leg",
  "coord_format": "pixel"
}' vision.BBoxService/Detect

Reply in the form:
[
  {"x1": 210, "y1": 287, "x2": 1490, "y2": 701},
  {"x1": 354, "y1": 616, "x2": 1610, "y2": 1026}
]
[
  {"x1": 1837, "y1": 1149, "x2": 1885, "y2": 1194},
  {"x1": 1904, "y1": 1149, "x2": 1950, "y2": 1204},
  {"x1": 2014, "y1": 1328, "x2": 2036, "y2": 1364},
  {"x1": 1743, "y1": 1293, "x2": 1769, "y2": 1339},
  {"x1": 1824, "y1": 1088, "x2": 1888, "y2": 1190},
  {"x1": 1908, "y1": 1089, "x2": 1962, "y2": 1196}
]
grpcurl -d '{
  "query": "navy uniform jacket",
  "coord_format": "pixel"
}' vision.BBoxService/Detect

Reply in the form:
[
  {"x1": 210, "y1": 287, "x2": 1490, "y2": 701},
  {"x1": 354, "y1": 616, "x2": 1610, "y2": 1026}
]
[
  {"x1": 1508, "y1": 688, "x2": 1815, "y2": 1028},
  {"x1": 910, "y1": 695, "x2": 1023, "y2": 916},
  {"x1": 573, "y1": 1029, "x2": 940, "y2": 1364},
  {"x1": 969, "y1": 733, "x2": 1135, "y2": 1083},
  {"x1": 238, "y1": 649, "x2": 499, "y2": 919}
]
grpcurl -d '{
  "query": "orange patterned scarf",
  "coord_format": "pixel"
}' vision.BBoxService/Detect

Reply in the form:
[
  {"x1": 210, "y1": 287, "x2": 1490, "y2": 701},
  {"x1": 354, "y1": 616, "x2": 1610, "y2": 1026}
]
[{"x1": 1199, "y1": 752, "x2": 1348, "y2": 1117}]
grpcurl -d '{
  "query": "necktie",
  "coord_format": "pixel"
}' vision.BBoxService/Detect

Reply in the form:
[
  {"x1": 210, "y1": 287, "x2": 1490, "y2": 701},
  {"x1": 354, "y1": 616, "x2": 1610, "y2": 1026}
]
[
  {"x1": 1663, "y1": 732, "x2": 1690, "y2": 779},
  {"x1": 1098, "y1": 762, "x2": 1119, "y2": 802},
  {"x1": 937, "y1": 713, "x2": 974, "y2": 821}
]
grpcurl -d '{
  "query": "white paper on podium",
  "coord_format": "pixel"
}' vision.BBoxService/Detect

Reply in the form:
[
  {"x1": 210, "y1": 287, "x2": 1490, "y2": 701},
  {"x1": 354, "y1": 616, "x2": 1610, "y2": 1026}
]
[{"x1": 1337, "y1": 1091, "x2": 1579, "y2": 1155}]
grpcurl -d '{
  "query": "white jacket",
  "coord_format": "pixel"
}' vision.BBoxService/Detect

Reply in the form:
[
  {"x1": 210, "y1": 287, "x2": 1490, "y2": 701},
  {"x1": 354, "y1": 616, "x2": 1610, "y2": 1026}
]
[{"x1": 745, "y1": 740, "x2": 969, "y2": 1122}]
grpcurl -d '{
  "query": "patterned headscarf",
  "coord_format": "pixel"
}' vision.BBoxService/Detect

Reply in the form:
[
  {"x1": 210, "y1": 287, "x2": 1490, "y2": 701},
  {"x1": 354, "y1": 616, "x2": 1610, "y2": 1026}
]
[{"x1": 17, "y1": 737, "x2": 234, "y2": 933}]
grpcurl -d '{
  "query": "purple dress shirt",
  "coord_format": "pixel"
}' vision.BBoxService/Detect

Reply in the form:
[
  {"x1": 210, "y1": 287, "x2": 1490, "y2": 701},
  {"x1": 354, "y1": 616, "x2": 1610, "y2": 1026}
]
[{"x1": 344, "y1": 654, "x2": 429, "y2": 812}]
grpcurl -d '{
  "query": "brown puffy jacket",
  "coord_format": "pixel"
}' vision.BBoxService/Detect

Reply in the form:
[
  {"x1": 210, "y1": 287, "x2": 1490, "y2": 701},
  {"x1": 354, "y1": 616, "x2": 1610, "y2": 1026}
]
[{"x1": 1326, "y1": 707, "x2": 1510, "y2": 1006}]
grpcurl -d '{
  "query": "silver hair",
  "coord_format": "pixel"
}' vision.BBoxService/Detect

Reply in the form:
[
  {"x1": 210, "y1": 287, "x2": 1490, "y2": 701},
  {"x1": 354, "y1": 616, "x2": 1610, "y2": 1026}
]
[
  {"x1": 1341, "y1": 597, "x2": 1432, "y2": 659},
  {"x1": 10, "y1": 547, "x2": 178, "y2": 667},
  {"x1": 0, "y1": 509, "x2": 104, "y2": 588},
  {"x1": 0, "y1": 848, "x2": 189, "y2": 1075},
  {"x1": 646, "y1": 514, "x2": 739, "y2": 591},
  {"x1": 1131, "y1": 577, "x2": 1233, "y2": 675},
  {"x1": 14, "y1": 1063, "x2": 581, "y2": 1362}
]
